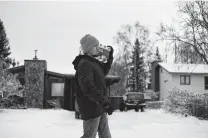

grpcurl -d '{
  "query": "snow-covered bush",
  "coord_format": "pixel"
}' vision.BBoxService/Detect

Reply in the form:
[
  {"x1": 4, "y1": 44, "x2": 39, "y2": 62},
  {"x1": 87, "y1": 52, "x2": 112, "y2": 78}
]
[
  {"x1": 144, "y1": 89, "x2": 159, "y2": 101},
  {"x1": 0, "y1": 95, "x2": 25, "y2": 109},
  {"x1": 0, "y1": 58, "x2": 23, "y2": 108},
  {"x1": 46, "y1": 99, "x2": 61, "y2": 109},
  {"x1": 163, "y1": 87, "x2": 208, "y2": 119}
]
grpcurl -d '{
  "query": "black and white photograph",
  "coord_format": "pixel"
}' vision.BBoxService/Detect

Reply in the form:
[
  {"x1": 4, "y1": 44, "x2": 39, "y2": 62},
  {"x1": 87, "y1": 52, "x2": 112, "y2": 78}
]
[{"x1": 0, "y1": 0, "x2": 208, "y2": 138}]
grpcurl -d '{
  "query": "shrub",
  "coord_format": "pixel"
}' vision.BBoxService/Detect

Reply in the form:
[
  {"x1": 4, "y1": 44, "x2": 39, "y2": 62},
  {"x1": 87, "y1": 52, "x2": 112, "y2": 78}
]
[
  {"x1": 46, "y1": 99, "x2": 61, "y2": 109},
  {"x1": 0, "y1": 57, "x2": 24, "y2": 109},
  {"x1": 163, "y1": 87, "x2": 208, "y2": 119},
  {"x1": 0, "y1": 94, "x2": 25, "y2": 109},
  {"x1": 144, "y1": 89, "x2": 159, "y2": 101}
]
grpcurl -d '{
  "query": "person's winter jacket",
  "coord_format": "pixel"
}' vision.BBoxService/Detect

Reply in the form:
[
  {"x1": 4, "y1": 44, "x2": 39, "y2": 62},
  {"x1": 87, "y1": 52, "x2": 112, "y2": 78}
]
[{"x1": 72, "y1": 49, "x2": 113, "y2": 120}]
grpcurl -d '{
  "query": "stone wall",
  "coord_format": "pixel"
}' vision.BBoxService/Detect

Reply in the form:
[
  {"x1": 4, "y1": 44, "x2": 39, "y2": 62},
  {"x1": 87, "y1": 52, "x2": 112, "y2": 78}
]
[{"x1": 24, "y1": 60, "x2": 47, "y2": 108}]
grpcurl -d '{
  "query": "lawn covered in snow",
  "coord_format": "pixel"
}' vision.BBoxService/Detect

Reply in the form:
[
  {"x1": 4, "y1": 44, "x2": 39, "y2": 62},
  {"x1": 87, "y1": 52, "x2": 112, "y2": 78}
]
[{"x1": 0, "y1": 109, "x2": 208, "y2": 138}]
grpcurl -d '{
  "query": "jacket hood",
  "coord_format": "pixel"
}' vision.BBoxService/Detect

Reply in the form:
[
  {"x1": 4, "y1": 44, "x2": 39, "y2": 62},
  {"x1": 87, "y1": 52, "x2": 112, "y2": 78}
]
[{"x1": 72, "y1": 55, "x2": 99, "y2": 70}]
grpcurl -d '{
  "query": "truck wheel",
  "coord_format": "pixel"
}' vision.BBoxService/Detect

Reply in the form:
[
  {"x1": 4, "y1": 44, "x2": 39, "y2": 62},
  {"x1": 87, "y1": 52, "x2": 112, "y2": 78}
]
[
  {"x1": 135, "y1": 107, "x2": 139, "y2": 112},
  {"x1": 141, "y1": 107, "x2": 144, "y2": 112}
]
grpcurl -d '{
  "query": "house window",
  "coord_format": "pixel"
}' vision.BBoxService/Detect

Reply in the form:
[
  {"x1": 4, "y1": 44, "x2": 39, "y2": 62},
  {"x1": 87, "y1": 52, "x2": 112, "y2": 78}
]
[
  {"x1": 205, "y1": 77, "x2": 208, "y2": 90},
  {"x1": 51, "y1": 83, "x2": 64, "y2": 96},
  {"x1": 180, "y1": 75, "x2": 190, "y2": 85}
]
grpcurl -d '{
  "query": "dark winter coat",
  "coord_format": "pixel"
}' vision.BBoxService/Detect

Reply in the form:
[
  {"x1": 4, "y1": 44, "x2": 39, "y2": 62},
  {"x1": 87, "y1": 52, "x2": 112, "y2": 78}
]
[{"x1": 72, "y1": 54, "x2": 113, "y2": 120}]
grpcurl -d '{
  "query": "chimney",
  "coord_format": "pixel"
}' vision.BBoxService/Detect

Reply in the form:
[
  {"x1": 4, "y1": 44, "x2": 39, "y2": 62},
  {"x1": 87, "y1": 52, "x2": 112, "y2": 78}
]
[{"x1": 33, "y1": 50, "x2": 38, "y2": 60}]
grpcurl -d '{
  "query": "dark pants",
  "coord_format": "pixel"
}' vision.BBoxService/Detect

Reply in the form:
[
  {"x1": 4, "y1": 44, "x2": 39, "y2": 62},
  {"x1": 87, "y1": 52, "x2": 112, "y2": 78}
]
[{"x1": 81, "y1": 113, "x2": 111, "y2": 138}]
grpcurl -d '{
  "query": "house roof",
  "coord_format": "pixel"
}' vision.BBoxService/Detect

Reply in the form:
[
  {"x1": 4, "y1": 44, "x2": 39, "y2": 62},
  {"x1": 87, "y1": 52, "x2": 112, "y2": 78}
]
[
  {"x1": 7, "y1": 65, "x2": 25, "y2": 73},
  {"x1": 158, "y1": 63, "x2": 208, "y2": 74},
  {"x1": 7, "y1": 66, "x2": 120, "y2": 85},
  {"x1": 46, "y1": 71, "x2": 65, "y2": 78}
]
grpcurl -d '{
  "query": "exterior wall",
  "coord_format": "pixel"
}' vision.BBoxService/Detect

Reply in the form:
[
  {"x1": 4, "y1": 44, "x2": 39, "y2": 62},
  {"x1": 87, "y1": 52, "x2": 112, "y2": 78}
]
[
  {"x1": 24, "y1": 60, "x2": 47, "y2": 108},
  {"x1": 159, "y1": 67, "x2": 173, "y2": 100},
  {"x1": 172, "y1": 74, "x2": 208, "y2": 94},
  {"x1": 44, "y1": 75, "x2": 65, "y2": 108},
  {"x1": 155, "y1": 66, "x2": 160, "y2": 92},
  {"x1": 151, "y1": 61, "x2": 160, "y2": 91},
  {"x1": 64, "y1": 79, "x2": 75, "y2": 111}
]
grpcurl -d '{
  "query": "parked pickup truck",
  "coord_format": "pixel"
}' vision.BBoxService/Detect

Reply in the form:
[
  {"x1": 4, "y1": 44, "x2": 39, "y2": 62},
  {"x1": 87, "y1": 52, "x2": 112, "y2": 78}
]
[{"x1": 119, "y1": 92, "x2": 146, "y2": 112}]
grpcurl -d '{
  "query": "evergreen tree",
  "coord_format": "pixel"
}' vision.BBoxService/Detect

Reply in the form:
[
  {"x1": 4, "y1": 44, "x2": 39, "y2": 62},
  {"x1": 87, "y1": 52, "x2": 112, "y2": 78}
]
[
  {"x1": 155, "y1": 46, "x2": 161, "y2": 61},
  {"x1": 133, "y1": 38, "x2": 146, "y2": 92},
  {"x1": 0, "y1": 19, "x2": 11, "y2": 68}
]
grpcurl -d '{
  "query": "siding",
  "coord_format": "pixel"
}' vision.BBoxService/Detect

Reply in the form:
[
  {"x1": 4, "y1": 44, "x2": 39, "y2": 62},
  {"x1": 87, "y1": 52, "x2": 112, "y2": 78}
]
[
  {"x1": 159, "y1": 67, "x2": 173, "y2": 100},
  {"x1": 172, "y1": 74, "x2": 208, "y2": 94}
]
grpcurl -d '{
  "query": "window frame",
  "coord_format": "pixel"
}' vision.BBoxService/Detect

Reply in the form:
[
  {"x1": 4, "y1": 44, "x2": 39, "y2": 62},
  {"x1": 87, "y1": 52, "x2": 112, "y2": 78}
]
[{"x1": 180, "y1": 75, "x2": 191, "y2": 85}]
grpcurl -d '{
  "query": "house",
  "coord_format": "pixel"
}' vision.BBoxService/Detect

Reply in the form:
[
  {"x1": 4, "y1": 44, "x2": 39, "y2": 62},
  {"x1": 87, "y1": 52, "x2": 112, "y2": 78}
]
[
  {"x1": 7, "y1": 58, "x2": 120, "y2": 110},
  {"x1": 151, "y1": 61, "x2": 208, "y2": 101}
]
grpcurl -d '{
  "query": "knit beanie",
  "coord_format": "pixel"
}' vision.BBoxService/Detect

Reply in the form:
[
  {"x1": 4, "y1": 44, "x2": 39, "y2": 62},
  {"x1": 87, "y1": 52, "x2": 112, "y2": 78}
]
[{"x1": 80, "y1": 34, "x2": 99, "y2": 54}]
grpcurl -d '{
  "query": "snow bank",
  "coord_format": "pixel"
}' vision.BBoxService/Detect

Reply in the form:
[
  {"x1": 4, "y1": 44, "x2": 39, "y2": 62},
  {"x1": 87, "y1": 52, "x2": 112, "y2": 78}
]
[{"x1": 0, "y1": 109, "x2": 208, "y2": 138}]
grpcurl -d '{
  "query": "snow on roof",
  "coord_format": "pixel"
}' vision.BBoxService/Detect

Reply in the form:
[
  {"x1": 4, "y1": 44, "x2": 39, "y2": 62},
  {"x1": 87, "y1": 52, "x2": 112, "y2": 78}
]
[{"x1": 158, "y1": 63, "x2": 208, "y2": 74}]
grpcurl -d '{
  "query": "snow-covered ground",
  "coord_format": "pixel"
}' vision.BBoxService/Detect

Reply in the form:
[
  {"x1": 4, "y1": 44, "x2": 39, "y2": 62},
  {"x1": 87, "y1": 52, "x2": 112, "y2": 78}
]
[{"x1": 0, "y1": 109, "x2": 208, "y2": 138}]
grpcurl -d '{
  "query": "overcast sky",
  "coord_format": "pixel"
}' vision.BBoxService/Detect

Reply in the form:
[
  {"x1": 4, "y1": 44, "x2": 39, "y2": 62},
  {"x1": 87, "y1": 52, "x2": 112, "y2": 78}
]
[{"x1": 0, "y1": 1, "x2": 178, "y2": 74}]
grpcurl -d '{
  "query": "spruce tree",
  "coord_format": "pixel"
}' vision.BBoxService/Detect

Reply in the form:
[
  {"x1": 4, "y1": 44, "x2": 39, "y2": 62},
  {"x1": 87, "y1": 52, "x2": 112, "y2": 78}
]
[
  {"x1": 155, "y1": 46, "x2": 161, "y2": 61},
  {"x1": 133, "y1": 38, "x2": 146, "y2": 92},
  {"x1": 0, "y1": 19, "x2": 11, "y2": 68}
]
